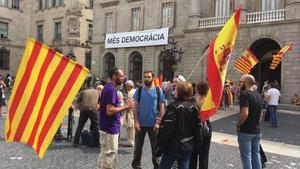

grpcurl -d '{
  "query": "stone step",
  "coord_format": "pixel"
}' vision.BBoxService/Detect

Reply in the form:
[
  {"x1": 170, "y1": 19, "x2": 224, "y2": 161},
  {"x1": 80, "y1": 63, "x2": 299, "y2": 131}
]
[{"x1": 278, "y1": 103, "x2": 300, "y2": 112}]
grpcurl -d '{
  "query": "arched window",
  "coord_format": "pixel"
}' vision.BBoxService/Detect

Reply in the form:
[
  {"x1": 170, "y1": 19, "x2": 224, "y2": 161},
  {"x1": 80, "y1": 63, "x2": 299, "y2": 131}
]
[
  {"x1": 159, "y1": 52, "x2": 176, "y2": 81},
  {"x1": 0, "y1": 47, "x2": 10, "y2": 70},
  {"x1": 85, "y1": 50, "x2": 91, "y2": 70},
  {"x1": 129, "y1": 52, "x2": 143, "y2": 82},
  {"x1": 104, "y1": 53, "x2": 115, "y2": 76}
]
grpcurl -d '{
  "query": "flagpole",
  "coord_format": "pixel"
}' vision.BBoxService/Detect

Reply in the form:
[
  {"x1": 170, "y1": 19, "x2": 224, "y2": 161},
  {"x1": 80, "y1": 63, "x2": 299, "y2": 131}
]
[{"x1": 186, "y1": 48, "x2": 208, "y2": 81}]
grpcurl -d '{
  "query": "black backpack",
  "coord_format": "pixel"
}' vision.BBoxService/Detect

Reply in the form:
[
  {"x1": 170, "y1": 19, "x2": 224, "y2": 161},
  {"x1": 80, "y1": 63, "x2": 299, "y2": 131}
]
[
  {"x1": 157, "y1": 101, "x2": 202, "y2": 157},
  {"x1": 81, "y1": 130, "x2": 98, "y2": 147}
]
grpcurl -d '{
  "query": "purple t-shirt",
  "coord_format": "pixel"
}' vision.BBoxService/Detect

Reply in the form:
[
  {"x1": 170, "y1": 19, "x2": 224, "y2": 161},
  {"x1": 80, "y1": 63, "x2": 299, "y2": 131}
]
[{"x1": 99, "y1": 83, "x2": 120, "y2": 134}]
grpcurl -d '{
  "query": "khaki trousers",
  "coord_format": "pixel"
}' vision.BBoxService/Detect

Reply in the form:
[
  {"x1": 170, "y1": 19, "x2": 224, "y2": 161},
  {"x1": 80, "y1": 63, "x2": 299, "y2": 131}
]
[
  {"x1": 98, "y1": 130, "x2": 119, "y2": 169},
  {"x1": 127, "y1": 126, "x2": 135, "y2": 146}
]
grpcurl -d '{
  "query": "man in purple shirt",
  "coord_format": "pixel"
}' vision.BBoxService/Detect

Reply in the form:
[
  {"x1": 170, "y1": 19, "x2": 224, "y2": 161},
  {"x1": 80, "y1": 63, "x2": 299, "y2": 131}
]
[{"x1": 97, "y1": 68, "x2": 133, "y2": 169}]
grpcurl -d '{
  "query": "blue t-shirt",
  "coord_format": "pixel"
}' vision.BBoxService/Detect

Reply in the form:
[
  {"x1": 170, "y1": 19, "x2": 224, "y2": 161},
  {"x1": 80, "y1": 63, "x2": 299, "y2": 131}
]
[
  {"x1": 99, "y1": 83, "x2": 120, "y2": 134},
  {"x1": 133, "y1": 86, "x2": 165, "y2": 127}
]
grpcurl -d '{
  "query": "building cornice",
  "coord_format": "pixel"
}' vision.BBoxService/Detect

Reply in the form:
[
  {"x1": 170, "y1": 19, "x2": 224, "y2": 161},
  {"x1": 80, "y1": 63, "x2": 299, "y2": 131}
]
[
  {"x1": 127, "y1": 0, "x2": 143, "y2": 2},
  {"x1": 92, "y1": 41, "x2": 105, "y2": 45},
  {"x1": 169, "y1": 34, "x2": 185, "y2": 39},
  {"x1": 0, "y1": 17, "x2": 12, "y2": 22},
  {"x1": 100, "y1": 0, "x2": 120, "y2": 8}
]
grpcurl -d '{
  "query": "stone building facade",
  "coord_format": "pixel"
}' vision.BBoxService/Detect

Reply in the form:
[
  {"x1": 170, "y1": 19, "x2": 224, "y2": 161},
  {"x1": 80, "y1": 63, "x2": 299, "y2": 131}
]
[
  {"x1": 0, "y1": 0, "x2": 93, "y2": 76},
  {"x1": 93, "y1": 0, "x2": 299, "y2": 103}
]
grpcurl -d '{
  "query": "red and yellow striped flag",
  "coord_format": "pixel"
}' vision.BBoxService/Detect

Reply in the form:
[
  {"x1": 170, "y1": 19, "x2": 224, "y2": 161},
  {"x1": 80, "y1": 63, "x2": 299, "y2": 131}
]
[
  {"x1": 5, "y1": 38, "x2": 89, "y2": 159},
  {"x1": 152, "y1": 74, "x2": 163, "y2": 88},
  {"x1": 200, "y1": 7, "x2": 241, "y2": 121},
  {"x1": 234, "y1": 48, "x2": 259, "y2": 74},
  {"x1": 270, "y1": 44, "x2": 292, "y2": 70}
]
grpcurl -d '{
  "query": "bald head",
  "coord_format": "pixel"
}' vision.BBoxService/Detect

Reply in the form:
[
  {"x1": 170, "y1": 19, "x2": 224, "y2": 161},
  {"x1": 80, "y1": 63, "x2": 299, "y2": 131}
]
[
  {"x1": 240, "y1": 74, "x2": 256, "y2": 91},
  {"x1": 240, "y1": 74, "x2": 255, "y2": 85}
]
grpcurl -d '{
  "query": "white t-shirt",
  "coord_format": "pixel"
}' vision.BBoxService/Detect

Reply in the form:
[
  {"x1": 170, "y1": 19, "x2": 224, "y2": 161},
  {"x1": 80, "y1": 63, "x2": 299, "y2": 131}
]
[{"x1": 267, "y1": 88, "x2": 281, "y2": 106}]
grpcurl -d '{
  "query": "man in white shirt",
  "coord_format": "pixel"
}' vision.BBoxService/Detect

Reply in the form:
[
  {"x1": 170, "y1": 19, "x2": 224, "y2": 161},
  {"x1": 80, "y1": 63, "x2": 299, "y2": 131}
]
[{"x1": 265, "y1": 83, "x2": 281, "y2": 127}]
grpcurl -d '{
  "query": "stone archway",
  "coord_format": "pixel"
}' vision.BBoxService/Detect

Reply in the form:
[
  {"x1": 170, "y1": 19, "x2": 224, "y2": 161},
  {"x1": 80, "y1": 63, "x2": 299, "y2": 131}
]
[{"x1": 249, "y1": 38, "x2": 281, "y2": 90}]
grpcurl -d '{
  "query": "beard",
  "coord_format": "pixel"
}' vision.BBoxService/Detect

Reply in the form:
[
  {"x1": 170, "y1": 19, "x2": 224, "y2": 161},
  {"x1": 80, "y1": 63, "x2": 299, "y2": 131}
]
[
  {"x1": 144, "y1": 80, "x2": 152, "y2": 87},
  {"x1": 240, "y1": 85, "x2": 246, "y2": 92},
  {"x1": 116, "y1": 79, "x2": 123, "y2": 86}
]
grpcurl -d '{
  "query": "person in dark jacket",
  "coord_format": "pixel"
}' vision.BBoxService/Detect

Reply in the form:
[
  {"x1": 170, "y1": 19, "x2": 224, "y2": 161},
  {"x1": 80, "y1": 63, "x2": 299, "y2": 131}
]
[
  {"x1": 189, "y1": 80, "x2": 210, "y2": 169},
  {"x1": 158, "y1": 81, "x2": 202, "y2": 169}
]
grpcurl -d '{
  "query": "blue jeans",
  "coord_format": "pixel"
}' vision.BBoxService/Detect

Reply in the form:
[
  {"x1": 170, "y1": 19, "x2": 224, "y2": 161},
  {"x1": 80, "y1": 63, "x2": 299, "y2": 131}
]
[
  {"x1": 268, "y1": 105, "x2": 278, "y2": 126},
  {"x1": 159, "y1": 153, "x2": 191, "y2": 169},
  {"x1": 238, "y1": 131, "x2": 262, "y2": 169}
]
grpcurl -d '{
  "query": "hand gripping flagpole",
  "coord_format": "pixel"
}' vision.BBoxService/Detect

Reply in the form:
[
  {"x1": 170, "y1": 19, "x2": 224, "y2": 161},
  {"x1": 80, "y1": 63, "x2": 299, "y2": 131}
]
[{"x1": 186, "y1": 48, "x2": 209, "y2": 81}]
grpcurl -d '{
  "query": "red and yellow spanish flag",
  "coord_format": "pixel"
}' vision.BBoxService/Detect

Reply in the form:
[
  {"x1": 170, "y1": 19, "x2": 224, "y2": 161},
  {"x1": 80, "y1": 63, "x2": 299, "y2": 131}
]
[
  {"x1": 270, "y1": 44, "x2": 292, "y2": 70},
  {"x1": 200, "y1": 7, "x2": 241, "y2": 121},
  {"x1": 234, "y1": 48, "x2": 259, "y2": 74},
  {"x1": 5, "y1": 38, "x2": 89, "y2": 159},
  {"x1": 152, "y1": 74, "x2": 163, "y2": 88}
]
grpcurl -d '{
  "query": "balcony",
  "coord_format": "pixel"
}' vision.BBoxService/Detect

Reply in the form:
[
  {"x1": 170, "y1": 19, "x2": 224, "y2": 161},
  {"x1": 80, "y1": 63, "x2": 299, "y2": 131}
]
[
  {"x1": 246, "y1": 9, "x2": 285, "y2": 24},
  {"x1": 198, "y1": 9, "x2": 285, "y2": 29},
  {"x1": 198, "y1": 16, "x2": 230, "y2": 28}
]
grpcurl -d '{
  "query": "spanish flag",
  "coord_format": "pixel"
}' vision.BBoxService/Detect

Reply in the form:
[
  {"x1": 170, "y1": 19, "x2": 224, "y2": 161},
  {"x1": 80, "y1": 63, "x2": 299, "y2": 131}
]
[
  {"x1": 152, "y1": 74, "x2": 163, "y2": 88},
  {"x1": 234, "y1": 48, "x2": 259, "y2": 74},
  {"x1": 270, "y1": 44, "x2": 292, "y2": 70},
  {"x1": 200, "y1": 7, "x2": 241, "y2": 121},
  {"x1": 5, "y1": 38, "x2": 89, "y2": 158}
]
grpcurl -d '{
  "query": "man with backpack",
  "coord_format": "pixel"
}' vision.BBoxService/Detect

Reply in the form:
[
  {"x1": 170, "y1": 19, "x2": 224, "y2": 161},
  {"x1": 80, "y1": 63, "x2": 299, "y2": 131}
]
[{"x1": 131, "y1": 70, "x2": 165, "y2": 169}]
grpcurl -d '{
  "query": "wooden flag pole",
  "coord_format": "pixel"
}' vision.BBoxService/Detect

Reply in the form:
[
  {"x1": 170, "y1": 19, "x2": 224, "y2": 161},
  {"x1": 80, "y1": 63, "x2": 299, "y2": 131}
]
[{"x1": 186, "y1": 48, "x2": 208, "y2": 81}]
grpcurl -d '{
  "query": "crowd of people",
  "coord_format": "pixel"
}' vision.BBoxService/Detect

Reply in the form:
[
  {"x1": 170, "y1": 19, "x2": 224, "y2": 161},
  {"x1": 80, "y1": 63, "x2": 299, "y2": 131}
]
[
  {"x1": 0, "y1": 69, "x2": 289, "y2": 169},
  {"x1": 0, "y1": 74, "x2": 14, "y2": 117},
  {"x1": 69, "y1": 67, "x2": 272, "y2": 169}
]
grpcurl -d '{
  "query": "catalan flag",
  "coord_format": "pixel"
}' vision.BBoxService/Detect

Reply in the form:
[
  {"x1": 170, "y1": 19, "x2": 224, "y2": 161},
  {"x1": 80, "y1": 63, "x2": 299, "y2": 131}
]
[
  {"x1": 270, "y1": 44, "x2": 292, "y2": 70},
  {"x1": 200, "y1": 7, "x2": 241, "y2": 121},
  {"x1": 5, "y1": 38, "x2": 89, "y2": 158},
  {"x1": 152, "y1": 74, "x2": 163, "y2": 88},
  {"x1": 234, "y1": 48, "x2": 259, "y2": 74}
]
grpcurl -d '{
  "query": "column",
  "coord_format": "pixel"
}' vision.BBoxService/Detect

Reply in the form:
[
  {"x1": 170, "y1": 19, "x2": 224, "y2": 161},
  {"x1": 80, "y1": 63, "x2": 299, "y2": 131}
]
[
  {"x1": 190, "y1": 0, "x2": 201, "y2": 17},
  {"x1": 187, "y1": 0, "x2": 201, "y2": 29},
  {"x1": 286, "y1": 0, "x2": 300, "y2": 20}
]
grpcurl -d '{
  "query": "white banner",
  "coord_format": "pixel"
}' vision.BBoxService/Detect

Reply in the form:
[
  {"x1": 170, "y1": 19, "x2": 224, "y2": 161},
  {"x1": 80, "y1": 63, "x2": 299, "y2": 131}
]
[{"x1": 105, "y1": 28, "x2": 169, "y2": 48}]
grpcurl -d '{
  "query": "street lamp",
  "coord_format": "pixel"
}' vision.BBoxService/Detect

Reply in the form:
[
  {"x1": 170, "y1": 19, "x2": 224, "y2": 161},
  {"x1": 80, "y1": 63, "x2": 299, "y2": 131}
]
[
  {"x1": 160, "y1": 39, "x2": 184, "y2": 80},
  {"x1": 161, "y1": 39, "x2": 184, "y2": 63}
]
